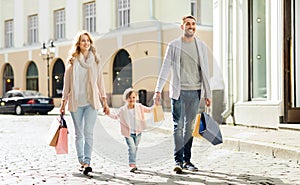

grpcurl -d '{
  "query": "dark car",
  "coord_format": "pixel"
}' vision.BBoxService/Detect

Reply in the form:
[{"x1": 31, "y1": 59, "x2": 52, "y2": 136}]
[{"x1": 0, "y1": 90, "x2": 55, "y2": 115}]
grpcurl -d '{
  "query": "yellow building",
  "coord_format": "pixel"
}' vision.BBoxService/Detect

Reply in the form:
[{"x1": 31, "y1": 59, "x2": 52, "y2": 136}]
[{"x1": 0, "y1": 0, "x2": 213, "y2": 108}]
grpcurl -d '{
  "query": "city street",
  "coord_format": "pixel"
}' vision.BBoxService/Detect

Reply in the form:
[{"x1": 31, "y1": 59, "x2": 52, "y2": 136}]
[{"x1": 0, "y1": 113, "x2": 300, "y2": 185}]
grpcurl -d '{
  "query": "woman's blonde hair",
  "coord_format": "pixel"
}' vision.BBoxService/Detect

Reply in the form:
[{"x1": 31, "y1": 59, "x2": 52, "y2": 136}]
[{"x1": 67, "y1": 30, "x2": 99, "y2": 64}]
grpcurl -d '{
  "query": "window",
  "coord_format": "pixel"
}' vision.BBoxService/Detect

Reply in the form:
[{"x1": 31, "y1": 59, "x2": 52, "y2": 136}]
[
  {"x1": 5, "y1": 19, "x2": 14, "y2": 48},
  {"x1": 3, "y1": 64, "x2": 14, "y2": 93},
  {"x1": 191, "y1": 0, "x2": 197, "y2": 17},
  {"x1": 117, "y1": 0, "x2": 130, "y2": 28},
  {"x1": 26, "y1": 62, "x2": 39, "y2": 91},
  {"x1": 52, "y1": 59, "x2": 65, "y2": 98},
  {"x1": 54, "y1": 9, "x2": 65, "y2": 40},
  {"x1": 190, "y1": 0, "x2": 213, "y2": 26},
  {"x1": 83, "y1": 2, "x2": 96, "y2": 33},
  {"x1": 28, "y1": 15, "x2": 38, "y2": 44},
  {"x1": 249, "y1": 0, "x2": 266, "y2": 99},
  {"x1": 113, "y1": 49, "x2": 132, "y2": 94}
]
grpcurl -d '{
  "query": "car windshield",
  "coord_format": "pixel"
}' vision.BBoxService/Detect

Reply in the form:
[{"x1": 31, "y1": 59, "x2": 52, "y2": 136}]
[{"x1": 22, "y1": 91, "x2": 42, "y2": 97}]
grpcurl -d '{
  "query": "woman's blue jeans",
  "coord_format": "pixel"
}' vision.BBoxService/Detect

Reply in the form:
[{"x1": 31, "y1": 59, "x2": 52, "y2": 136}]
[
  {"x1": 171, "y1": 90, "x2": 201, "y2": 164},
  {"x1": 70, "y1": 105, "x2": 98, "y2": 165},
  {"x1": 125, "y1": 133, "x2": 142, "y2": 165}
]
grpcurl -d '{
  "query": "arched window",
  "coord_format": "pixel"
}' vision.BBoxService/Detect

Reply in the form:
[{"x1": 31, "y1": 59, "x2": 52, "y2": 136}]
[
  {"x1": 26, "y1": 61, "x2": 38, "y2": 91},
  {"x1": 113, "y1": 49, "x2": 132, "y2": 94},
  {"x1": 3, "y1": 64, "x2": 14, "y2": 93},
  {"x1": 52, "y1": 59, "x2": 65, "y2": 98}
]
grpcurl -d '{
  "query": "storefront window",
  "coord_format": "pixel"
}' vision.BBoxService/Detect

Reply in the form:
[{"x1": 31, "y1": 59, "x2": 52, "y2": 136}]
[{"x1": 249, "y1": 0, "x2": 266, "y2": 99}]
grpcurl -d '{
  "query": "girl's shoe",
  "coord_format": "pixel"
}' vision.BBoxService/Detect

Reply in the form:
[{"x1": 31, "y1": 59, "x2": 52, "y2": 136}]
[
  {"x1": 130, "y1": 167, "x2": 137, "y2": 172},
  {"x1": 79, "y1": 165, "x2": 84, "y2": 172}
]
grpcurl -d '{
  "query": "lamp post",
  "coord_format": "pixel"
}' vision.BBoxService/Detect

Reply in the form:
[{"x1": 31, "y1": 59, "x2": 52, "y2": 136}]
[{"x1": 40, "y1": 41, "x2": 56, "y2": 97}]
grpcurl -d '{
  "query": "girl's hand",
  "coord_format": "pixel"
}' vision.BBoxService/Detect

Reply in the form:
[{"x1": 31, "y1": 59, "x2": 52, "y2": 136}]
[{"x1": 153, "y1": 92, "x2": 161, "y2": 105}]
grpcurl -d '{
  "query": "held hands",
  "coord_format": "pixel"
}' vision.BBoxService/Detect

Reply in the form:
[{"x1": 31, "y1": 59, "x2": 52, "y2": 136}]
[
  {"x1": 103, "y1": 104, "x2": 110, "y2": 115},
  {"x1": 153, "y1": 92, "x2": 161, "y2": 105}
]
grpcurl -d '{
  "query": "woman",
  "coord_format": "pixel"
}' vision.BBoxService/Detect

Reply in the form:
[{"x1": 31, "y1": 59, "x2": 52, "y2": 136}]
[{"x1": 59, "y1": 30, "x2": 110, "y2": 176}]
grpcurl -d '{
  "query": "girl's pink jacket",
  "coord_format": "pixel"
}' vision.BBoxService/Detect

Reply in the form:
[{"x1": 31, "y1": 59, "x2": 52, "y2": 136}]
[{"x1": 109, "y1": 103, "x2": 152, "y2": 138}]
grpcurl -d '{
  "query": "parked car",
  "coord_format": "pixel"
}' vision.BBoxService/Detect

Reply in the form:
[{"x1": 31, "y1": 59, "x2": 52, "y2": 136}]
[{"x1": 0, "y1": 90, "x2": 55, "y2": 115}]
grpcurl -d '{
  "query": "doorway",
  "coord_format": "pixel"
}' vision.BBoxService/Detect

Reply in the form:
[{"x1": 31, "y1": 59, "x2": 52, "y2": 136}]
[{"x1": 283, "y1": 0, "x2": 300, "y2": 123}]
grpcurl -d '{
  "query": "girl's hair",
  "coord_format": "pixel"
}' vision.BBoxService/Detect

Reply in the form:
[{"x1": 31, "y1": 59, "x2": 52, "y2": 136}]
[
  {"x1": 67, "y1": 30, "x2": 99, "y2": 64},
  {"x1": 122, "y1": 88, "x2": 138, "y2": 102}
]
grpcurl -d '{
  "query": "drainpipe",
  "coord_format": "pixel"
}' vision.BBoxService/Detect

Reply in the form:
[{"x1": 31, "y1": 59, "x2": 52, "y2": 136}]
[
  {"x1": 150, "y1": 0, "x2": 154, "y2": 19},
  {"x1": 221, "y1": 0, "x2": 235, "y2": 124}
]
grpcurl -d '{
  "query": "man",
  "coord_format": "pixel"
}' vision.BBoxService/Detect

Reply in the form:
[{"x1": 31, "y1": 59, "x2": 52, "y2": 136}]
[{"x1": 153, "y1": 15, "x2": 212, "y2": 173}]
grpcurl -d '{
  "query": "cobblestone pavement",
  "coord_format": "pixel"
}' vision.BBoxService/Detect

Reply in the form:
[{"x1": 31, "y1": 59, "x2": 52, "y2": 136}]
[{"x1": 0, "y1": 114, "x2": 300, "y2": 185}]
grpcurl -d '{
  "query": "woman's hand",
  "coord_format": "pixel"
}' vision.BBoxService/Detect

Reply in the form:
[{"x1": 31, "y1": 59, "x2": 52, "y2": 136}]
[
  {"x1": 59, "y1": 105, "x2": 65, "y2": 115},
  {"x1": 103, "y1": 105, "x2": 110, "y2": 115}
]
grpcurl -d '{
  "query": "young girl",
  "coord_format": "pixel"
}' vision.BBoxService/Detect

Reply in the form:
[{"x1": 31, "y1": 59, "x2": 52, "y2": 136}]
[{"x1": 108, "y1": 88, "x2": 152, "y2": 172}]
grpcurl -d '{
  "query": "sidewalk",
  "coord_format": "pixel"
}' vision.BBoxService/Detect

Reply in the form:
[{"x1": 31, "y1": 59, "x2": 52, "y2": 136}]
[{"x1": 49, "y1": 108, "x2": 300, "y2": 163}]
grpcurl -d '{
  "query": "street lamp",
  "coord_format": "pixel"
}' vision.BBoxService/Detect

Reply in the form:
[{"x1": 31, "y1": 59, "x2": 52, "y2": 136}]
[{"x1": 40, "y1": 41, "x2": 56, "y2": 97}]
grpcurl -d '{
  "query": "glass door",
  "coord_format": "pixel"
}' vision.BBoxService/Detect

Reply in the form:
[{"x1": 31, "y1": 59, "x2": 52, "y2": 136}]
[
  {"x1": 284, "y1": 0, "x2": 300, "y2": 123},
  {"x1": 249, "y1": 0, "x2": 267, "y2": 100},
  {"x1": 291, "y1": 0, "x2": 300, "y2": 108}
]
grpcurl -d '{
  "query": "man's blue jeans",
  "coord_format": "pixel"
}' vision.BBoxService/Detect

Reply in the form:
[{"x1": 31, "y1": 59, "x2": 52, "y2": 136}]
[
  {"x1": 171, "y1": 90, "x2": 201, "y2": 163},
  {"x1": 125, "y1": 133, "x2": 142, "y2": 165},
  {"x1": 70, "y1": 105, "x2": 98, "y2": 165}
]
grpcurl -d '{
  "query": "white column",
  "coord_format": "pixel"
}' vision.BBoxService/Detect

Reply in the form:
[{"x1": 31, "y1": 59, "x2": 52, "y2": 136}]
[
  {"x1": 39, "y1": 0, "x2": 50, "y2": 43},
  {"x1": 66, "y1": 0, "x2": 79, "y2": 39},
  {"x1": 14, "y1": 0, "x2": 24, "y2": 47},
  {"x1": 97, "y1": 0, "x2": 111, "y2": 34},
  {"x1": 269, "y1": 1, "x2": 282, "y2": 102}
]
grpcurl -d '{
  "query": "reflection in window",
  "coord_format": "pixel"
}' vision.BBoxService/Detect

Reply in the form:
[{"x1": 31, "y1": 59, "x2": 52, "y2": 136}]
[
  {"x1": 26, "y1": 62, "x2": 38, "y2": 91},
  {"x1": 250, "y1": 0, "x2": 266, "y2": 99},
  {"x1": 52, "y1": 59, "x2": 65, "y2": 98},
  {"x1": 113, "y1": 49, "x2": 132, "y2": 94}
]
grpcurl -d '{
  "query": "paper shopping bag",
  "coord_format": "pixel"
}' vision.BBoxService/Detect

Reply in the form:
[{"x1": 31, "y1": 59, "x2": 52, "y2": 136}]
[
  {"x1": 153, "y1": 105, "x2": 165, "y2": 122},
  {"x1": 55, "y1": 127, "x2": 68, "y2": 154},
  {"x1": 200, "y1": 112, "x2": 223, "y2": 145},
  {"x1": 192, "y1": 114, "x2": 203, "y2": 139},
  {"x1": 46, "y1": 117, "x2": 61, "y2": 146}
]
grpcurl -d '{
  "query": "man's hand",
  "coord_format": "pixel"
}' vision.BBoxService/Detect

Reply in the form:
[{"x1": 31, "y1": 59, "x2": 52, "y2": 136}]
[{"x1": 205, "y1": 98, "x2": 212, "y2": 107}]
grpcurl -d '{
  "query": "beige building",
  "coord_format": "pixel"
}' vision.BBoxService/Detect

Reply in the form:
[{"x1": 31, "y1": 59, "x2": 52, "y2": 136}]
[{"x1": 0, "y1": 0, "x2": 213, "y2": 109}]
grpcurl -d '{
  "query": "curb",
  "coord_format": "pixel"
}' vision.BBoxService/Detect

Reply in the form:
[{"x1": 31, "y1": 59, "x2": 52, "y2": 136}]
[
  {"x1": 150, "y1": 125, "x2": 300, "y2": 164},
  {"x1": 220, "y1": 138, "x2": 300, "y2": 163}
]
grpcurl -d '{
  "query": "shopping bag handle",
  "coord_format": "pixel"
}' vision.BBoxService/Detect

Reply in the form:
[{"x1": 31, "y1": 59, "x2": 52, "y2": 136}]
[{"x1": 204, "y1": 106, "x2": 212, "y2": 114}]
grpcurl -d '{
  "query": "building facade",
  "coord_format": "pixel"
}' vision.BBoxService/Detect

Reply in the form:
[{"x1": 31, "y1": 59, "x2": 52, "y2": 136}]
[
  {"x1": 214, "y1": 0, "x2": 300, "y2": 127},
  {"x1": 0, "y1": 0, "x2": 213, "y2": 109}
]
